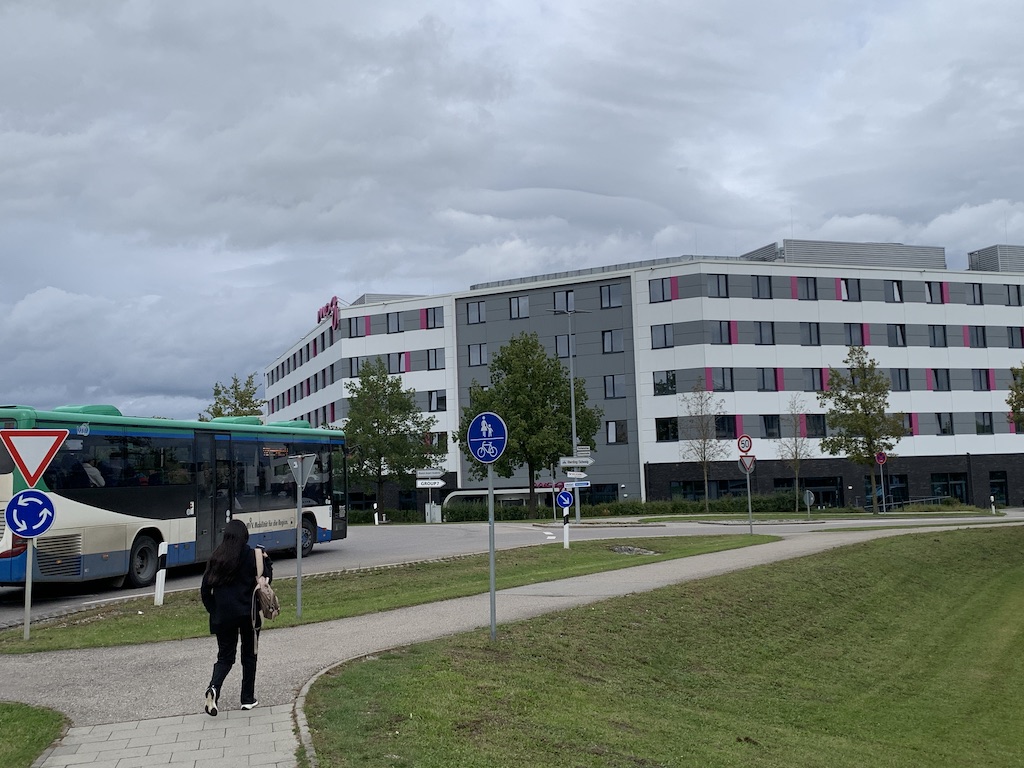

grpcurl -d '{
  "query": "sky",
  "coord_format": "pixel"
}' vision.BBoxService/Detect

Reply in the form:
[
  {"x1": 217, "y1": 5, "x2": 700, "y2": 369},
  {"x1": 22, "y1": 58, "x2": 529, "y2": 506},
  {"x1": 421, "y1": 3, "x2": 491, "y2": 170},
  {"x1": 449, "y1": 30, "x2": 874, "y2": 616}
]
[{"x1": 2, "y1": 0, "x2": 1023, "y2": 420}]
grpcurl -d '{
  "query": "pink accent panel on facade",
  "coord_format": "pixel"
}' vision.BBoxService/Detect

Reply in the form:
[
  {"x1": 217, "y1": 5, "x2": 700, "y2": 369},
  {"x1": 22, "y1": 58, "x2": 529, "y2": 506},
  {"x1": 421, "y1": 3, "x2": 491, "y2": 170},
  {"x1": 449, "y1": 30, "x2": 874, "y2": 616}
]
[
  {"x1": 286, "y1": 391, "x2": 291, "y2": 406},
  {"x1": 963, "y1": 326, "x2": 971, "y2": 346},
  {"x1": 705, "y1": 367, "x2": 713, "y2": 392},
  {"x1": 729, "y1": 320, "x2": 738, "y2": 344},
  {"x1": 925, "y1": 369, "x2": 933, "y2": 390},
  {"x1": 776, "y1": 368, "x2": 785, "y2": 391},
  {"x1": 330, "y1": 403, "x2": 335, "y2": 423},
  {"x1": 910, "y1": 413, "x2": 919, "y2": 435},
  {"x1": 862, "y1": 324, "x2": 871, "y2": 345},
  {"x1": 790, "y1": 276, "x2": 798, "y2": 299},
  {"x1": 735, "y1": 415, "x2": 743, "y2": 438},
  {"x1": 834, "y1": 277, "x2": 842, "y2": 300},
  {"x1": 799, "y1": 414, "x2": 807, "y2": 438},
  {"x1": 420, "y1": 308, "x2": 428, "y2": 329},
  {"x1": 822, "y1": 368, "x2": 830, "y2": 391},
  {"x1": 364, "y1": 316, "x2": 371, "y2": 336},
  {"x1": 671, "y1": 276, "x2": 680, "y2": 300},
  {"x1": 942, "y1": 282, "x2": 950, "y2": 304},
  {"x1": 405, "y1": 352, "x2": 412, "y2": 373},
  {"x1": 989, "y1": 369, "x2": 996, "y2": 390}
]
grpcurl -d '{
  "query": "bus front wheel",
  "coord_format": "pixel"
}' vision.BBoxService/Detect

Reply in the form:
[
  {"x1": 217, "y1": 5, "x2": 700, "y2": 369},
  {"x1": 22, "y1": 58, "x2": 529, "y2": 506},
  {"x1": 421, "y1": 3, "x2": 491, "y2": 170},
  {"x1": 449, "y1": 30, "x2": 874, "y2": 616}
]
[{"x1": 128, "y1": 534, "x2": 160, "y2": 588}]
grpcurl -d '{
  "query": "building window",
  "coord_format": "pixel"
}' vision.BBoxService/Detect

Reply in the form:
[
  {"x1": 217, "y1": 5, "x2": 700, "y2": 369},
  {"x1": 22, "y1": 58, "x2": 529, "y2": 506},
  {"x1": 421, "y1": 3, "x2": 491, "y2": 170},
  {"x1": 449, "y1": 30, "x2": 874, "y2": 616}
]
[
  {"x1": 652, "y1": 324, "x2": 674, "y2": 349},
  {"x1": 840, "y1": 278, "x2": 861, "y2": 302},
  {"x1": 425, "y1": 306, "x2": 443, "y2": 329},
  {"x1": 761, "y1": 414, "x2": 781, "y2": 439},
  {"x1": 884, "y1": 280, "x2": 903, "y2": 303},
  {"x1": 509, "y1": 296, "x2": 530, "y2": 319},
  {"x1": 707, "y1": 274, "x2": 729, "y2": 298},
  {"x1": 428, "y1": 390, "x2": 447, "y2": 412},
  {"x1": 925, "y1": 282, "x2": 944, "y2": 304},
  {"x1": 757, "y1": 368, "x2": 777, "y2": 392},
  {"x1": 655, "y1": 417, "x2": 679, "y2": 442},
  {"x1": 387, "y1": 353, "x2": 406, "y2": 374},
  {"x1": 754, "y1": 321, "x2": 775, "y2": 345},
  {"x1": 649, "y1": 278, "x2": 672, "y2": 303},
  {"x1": 800, "y1": 322, "x2": 821, "y2": 346},
  {"x1": 602, "y1": 329, "x2": 624, "y2": 353},
  {"x1": 606, "y1": 420, "x2": 628, "y2": 444},
  {"x1": 555, "y1": 334, "x2": 576, "y2": 359},
  {"x1": 387, "y1": 312, "x2": 401, "y2": 334},
  {"x1": 967, "y1": 283, "x2": 983, "y2": 305},
  {"x1": 937, "y1": 412, "x2": 954, "y2": 435},
  {"x1": 427, "y1": 348, "x2": 444, "y2": 370},
  {"x1": 712, "y1": 368, "x2": 733, "y2": 392},
  {"x1": 554, "y1": 290, "x2": 575, "y2": 313},
  {"x1": 933, "y1": 369, "x2": 950, "y2": 391},
  {"x1": 887, "y1": 324, "x2": 907, "y2": 347},
  {"x1": 844, "y1": 323, "x2": 864, "y2": 346},
  {"x1": 426, "y1": 431, "x2": 448, "y2": 450},
  {"x1": 752, "y1": 275, "x2": 772, "y2": 299},
  {"x1": 804, "y1": 368, "x2": 823, "y2": 392},
  {"x1": 469, "y1": 343, "x2": 488, "y2": 366},
  {"x1": 711, "y1": 320, "x2": 731, "y2": 345},
  {"x1": 805, "y1": 414, "x2": 826, "y2": 438},
  {"x1": 604, "y1": 374, "x2": 626, "y2": 399},
  {"x1": 797, "y1": 277, "x2": 817, "y2": 300},
  {"x1": 972, "y1": 369, "x2": 991, "y2": 391},
  {"x1": 969, "y1": 325, "x2": 987, "y2": 348},
  {"x1": 349, "y1": 357, "x2": 362, "y2": 377},
  {"x1": 1007, "y1": 285, "x2": 1022, "y2": 307},
  {"x1": 654, "y1": 370, "x2": 676, "y2": 396},
  {"x1": 976, "y1": 412, "x2": 994, "y2": 435},
  {"x1": 715, "y1": 415, "x2": 737, "y2": 440},
  {"x1": 891, "y1": 368, "x2": 910, "y2": 391},
  {"x1": 929, "y1": 325, "x2": 947, "y2": 348},
  {"x1": 1010, "y1": 327, "x2": 1024, "y2": 349},
  {"x1": 601, "y1": 284, "x2": 623, "y2": 308},
  {"x1": 467, "y1": 301, "x2": 486, "y2": 324},
  {"x1": 349, "y1": 317, "x2": 365, "y2": 337}
]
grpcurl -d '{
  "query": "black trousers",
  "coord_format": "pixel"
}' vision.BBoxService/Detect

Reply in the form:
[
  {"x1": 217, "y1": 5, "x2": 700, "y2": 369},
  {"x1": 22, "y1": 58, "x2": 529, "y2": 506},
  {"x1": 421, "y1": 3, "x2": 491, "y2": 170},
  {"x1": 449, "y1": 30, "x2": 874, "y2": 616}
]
[{"x1": 208, "y1": 616, "x2": 259, "y2": 704}]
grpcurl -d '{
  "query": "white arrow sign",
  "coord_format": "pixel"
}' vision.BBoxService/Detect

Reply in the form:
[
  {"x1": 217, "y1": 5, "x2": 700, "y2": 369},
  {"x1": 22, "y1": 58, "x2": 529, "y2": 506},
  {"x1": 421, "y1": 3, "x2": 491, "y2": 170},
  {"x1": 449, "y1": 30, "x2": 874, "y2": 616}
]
[
  {"x1": 565, "y1": 471, "x2": 588, "y2": 479},
  {"x1": 416, "y1": 479, "x2": 446, "y2": 489},
  {"x1": 559, "y1": 456, "x2": 595, "y2": 468},
  {"x1": 416, "y1": 468, "x2": 445, "y2": 479}
]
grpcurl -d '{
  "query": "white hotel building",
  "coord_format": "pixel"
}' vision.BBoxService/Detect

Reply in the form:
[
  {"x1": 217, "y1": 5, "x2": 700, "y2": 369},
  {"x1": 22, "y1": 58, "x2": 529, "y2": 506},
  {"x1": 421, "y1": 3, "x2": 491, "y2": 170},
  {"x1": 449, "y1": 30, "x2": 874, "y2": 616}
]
[{"x1": 265, "y1": 240, "x2": 1024, "y2": 511}]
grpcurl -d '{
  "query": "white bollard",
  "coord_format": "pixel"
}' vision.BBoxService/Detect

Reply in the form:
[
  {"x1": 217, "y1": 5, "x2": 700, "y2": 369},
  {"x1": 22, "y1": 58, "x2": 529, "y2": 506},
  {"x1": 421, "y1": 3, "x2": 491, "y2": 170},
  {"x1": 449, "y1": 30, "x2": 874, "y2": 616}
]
[{"x1": 154, "y1": 541, "x2": 168, "y2": 606}]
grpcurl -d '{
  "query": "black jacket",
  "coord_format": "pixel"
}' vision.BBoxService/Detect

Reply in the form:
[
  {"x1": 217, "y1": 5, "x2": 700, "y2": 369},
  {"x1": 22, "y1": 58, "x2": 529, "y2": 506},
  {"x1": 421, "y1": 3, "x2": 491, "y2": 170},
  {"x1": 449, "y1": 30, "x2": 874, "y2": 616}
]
[{"x1": 200, "y1": 546, "x2": 273, "y2": 632}]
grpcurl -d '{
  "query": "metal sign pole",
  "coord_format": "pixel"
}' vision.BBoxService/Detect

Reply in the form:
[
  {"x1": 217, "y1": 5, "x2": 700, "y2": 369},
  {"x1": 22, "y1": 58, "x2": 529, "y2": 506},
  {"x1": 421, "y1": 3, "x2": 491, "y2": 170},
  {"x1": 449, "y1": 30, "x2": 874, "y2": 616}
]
[
  {"x1": 23, "y1": 541, "x2": 33, "y2": 641},
  {"x1": 296, "y1": 487, "x2": 304, "y2": 618},
  {"x1": 488, "y1": 464, "x2": 496, "y2": 641},
  {"x1": 746, "y1": 471, "x2": 753, "y2": 535}
]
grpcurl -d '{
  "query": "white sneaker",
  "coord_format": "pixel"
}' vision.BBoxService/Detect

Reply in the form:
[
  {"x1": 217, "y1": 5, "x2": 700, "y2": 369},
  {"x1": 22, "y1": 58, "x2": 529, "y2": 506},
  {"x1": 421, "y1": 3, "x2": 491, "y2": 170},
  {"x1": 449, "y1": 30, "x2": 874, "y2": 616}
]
[
  {"x1": 241, "y1": 700, "x2": 258, "y2": 711},
  {"x1": 204, "y1": 686, "x2": 218, "y2": 717}
]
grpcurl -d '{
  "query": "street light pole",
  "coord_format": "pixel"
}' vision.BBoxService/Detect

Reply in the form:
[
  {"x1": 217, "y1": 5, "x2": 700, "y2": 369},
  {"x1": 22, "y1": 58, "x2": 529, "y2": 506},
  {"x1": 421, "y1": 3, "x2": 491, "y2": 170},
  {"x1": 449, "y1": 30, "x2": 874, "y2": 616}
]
[{"x1": 554, "y1": 307, "x2": 583, "y2": 524}]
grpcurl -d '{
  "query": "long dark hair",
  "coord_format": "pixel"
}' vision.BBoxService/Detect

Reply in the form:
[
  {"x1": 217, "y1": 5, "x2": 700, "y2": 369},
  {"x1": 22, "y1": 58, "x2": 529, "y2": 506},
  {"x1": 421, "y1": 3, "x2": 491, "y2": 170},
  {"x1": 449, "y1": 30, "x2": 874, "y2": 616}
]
[{"x1": 205, "y1": 519, "x2": 250, "y2": 586}]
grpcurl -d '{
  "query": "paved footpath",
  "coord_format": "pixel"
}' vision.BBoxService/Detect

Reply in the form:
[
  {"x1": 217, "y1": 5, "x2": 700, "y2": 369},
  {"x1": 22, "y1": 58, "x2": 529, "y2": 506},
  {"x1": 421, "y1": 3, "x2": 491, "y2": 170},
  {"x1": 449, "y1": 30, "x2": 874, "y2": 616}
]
[{"x1": 0, "y1": 524, "x2": 1008, "y2": 767}]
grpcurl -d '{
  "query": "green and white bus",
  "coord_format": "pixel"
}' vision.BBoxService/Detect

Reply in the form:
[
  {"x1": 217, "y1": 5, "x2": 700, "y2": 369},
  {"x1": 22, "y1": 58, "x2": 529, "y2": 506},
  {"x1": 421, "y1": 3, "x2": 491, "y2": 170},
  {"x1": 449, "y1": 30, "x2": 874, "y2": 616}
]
[{"x1": 0, "y1": 405, "x2": 348, "y2": 588}]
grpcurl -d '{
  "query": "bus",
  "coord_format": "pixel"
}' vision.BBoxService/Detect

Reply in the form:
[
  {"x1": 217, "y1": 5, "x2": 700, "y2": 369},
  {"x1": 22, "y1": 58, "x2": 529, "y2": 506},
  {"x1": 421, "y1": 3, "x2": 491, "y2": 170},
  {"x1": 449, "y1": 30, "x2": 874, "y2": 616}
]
[{"x1": 0, "y1": 405, "x2": 348, "y2": 588}]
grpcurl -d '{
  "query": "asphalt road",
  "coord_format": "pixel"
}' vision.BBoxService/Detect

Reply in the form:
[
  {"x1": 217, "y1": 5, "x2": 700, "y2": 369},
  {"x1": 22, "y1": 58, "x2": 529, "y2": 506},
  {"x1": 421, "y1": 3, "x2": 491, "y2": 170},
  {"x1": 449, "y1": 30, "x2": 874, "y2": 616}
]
[{"x1": 0, "y1": 512, "x2": 1013, "y2": 628}]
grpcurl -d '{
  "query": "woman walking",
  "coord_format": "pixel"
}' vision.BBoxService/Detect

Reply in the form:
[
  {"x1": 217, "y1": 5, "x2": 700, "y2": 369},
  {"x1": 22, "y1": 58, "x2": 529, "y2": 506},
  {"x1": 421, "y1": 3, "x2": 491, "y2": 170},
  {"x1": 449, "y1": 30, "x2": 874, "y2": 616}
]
[{"x1": 200, "y1": 519, "x2": 272, "y2": 715}]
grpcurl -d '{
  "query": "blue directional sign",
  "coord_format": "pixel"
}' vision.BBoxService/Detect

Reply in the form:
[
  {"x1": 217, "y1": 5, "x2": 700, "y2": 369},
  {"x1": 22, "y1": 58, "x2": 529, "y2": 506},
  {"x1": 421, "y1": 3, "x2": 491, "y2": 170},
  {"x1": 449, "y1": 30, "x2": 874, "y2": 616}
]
[
  {"x1": 556, "y1": 490, "x2": 574, "y2": 508},
  {"x1": 467, "y1": 412, "x2": 508, "y2": 464},
  {"x1": 5, "y1": 489, "x2": 56, "y2": 539}
]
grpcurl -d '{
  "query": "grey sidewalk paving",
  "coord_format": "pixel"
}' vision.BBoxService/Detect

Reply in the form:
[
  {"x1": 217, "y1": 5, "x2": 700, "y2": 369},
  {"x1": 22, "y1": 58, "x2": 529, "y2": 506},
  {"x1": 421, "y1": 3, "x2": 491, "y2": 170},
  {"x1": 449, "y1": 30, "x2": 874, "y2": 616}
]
[{"x1": 4, "y1": 524, "x2": 1009, "y2": 767}]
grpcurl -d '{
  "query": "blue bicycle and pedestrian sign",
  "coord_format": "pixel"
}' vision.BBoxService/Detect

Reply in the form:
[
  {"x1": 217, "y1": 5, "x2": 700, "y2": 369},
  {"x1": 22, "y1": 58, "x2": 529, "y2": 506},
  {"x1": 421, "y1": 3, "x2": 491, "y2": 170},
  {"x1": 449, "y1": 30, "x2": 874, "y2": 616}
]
[
  {"x1": 467, "y1": 411, "x2": 508, "y2": 464},
  {"x1": 5, "y1": 489, "x2": 56, "y2": 539}
]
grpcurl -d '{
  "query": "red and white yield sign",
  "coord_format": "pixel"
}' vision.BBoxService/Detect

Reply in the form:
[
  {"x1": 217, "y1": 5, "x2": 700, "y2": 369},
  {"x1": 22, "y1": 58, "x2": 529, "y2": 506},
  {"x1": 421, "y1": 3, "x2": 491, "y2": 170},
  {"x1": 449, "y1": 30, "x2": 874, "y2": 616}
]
[{"x1": 0, "y1": 430, "x2": 69, "y2": 487}]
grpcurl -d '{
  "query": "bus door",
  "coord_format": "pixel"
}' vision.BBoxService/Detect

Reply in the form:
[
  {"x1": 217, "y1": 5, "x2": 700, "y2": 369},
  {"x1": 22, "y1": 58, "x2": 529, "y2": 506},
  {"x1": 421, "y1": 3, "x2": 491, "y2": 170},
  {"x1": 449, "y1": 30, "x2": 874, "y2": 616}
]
[{"x1": 196, "y1": 433, "x2": 233, "y2": 561}]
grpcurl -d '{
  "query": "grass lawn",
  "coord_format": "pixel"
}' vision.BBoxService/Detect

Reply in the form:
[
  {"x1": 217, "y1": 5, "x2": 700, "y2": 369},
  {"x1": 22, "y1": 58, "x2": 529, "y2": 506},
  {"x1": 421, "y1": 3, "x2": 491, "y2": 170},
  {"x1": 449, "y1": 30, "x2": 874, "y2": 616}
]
[
  {"x1": 0, "y1": 703, "x2": 64, "y2": 768},
  {"x1": 0, "y1": 534, "x2": 771, "y2": 653},
  {"x1": 303, "y1": 525, "x2": 1024, "y2": 767}
]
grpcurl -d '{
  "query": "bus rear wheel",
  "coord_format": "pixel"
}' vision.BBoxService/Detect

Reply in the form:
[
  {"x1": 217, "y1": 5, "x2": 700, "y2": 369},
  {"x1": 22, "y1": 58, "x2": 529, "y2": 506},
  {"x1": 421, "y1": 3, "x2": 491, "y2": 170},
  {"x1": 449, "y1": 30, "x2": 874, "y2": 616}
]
[
  {"x1": 127, "y1": 534, "x2": 159, "y2": 588},
  {"x1": 300, "y1": 517, "x2": 315, "y2": 558}
]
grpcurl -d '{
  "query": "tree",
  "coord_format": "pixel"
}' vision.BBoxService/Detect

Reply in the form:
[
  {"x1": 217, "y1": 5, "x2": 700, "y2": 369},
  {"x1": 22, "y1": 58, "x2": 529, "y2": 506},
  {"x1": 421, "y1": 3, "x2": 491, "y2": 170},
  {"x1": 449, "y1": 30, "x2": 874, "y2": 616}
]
[
  {"x1": 343, "y1": 357, "x2": 444, "y2": 505},
  {"x1": 1006, "y1": 365, "x2": 1024, "y2": 430},
  {"x1": 778, "y1": 394, "x2": 816, "y2": 513},
  {"x1": 457, "y1": 332, "x2": 602, "y2": 517},
  {"x1": 817, "y1": 346, "x2": 906, "y2": 514},
  {"x1": 199, "y1": 372, "x2": 265, "y2": 421},
  {"x1": 679, "y1": 380, "x2": 729, "y2": 514}
]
